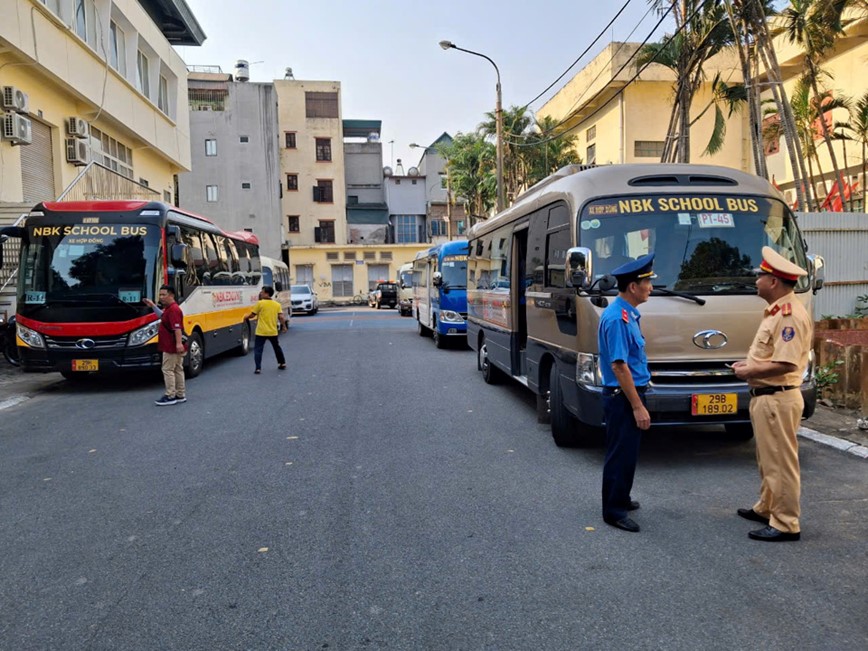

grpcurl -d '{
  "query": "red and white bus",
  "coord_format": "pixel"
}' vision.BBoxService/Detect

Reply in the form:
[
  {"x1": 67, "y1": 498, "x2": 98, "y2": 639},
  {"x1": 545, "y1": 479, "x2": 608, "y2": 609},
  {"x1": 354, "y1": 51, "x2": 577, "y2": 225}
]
[{"x1": 0, "y1": 200, "x2": 262, "y2": 379}]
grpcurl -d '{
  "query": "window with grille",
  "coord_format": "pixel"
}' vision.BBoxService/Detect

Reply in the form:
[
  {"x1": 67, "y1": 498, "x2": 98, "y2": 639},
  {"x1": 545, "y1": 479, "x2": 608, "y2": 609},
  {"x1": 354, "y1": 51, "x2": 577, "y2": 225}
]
[
  {"x1": 305, "y1": 92, "x2": 339, "y2": 118},
  {"x1": 242, "y1": 182, "x2": 251, "y2": 190},
  {"x1": 89, "y1": 127, "x2": 134, "y2": 179},
  {"x1": 326, "y1": 252, "x2": 339, "y2": 261},
  {"x1": 315, "y1": 138, "x2": 332, "y2": 162},
  {"x1": 344, "y1": 252, "x2": 356, "y2": 260},
  {"x1": 331, "y1": 264, "x2": 353, "y2": 297},
  {"x1": 286, "y1": 174, "x2": 298, "y2": 191},
  {"x1": 240, "y1": 136, "x2": 249, "y2": 143},
  {"x1": 285, "y1": 132, "x2": 297, "y2": 148},
  {"x1": 315, "y1": 221, "x2": 335, "y2": 243},
  {"x1": 634, "y1": 140, "x2": 665, "y2": 158},
  {"x1": 363, "y1": 251, "x2": 376, "y2": 261},
  {"x1": 380, "y1": 251, "x2": 392, "y2": 261},
  {"x1": 313, "y1": 180, "x2": 333, "y2": 203},
  {"x1": 287, "y1": 216, "x2": 300, "y2": 232},
  {"x1": 586, "y1": 125, "x2": 596, "y2": 141},
  {"x1": 295, "y1": 265, "x2": 314, "y2": 285}
]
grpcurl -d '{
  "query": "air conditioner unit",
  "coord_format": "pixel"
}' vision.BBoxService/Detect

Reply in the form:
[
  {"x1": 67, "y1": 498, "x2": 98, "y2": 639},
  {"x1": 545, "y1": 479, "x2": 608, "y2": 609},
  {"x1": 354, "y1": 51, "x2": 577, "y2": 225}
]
[
  {"x1": 2, "y1": 86, "x2": 30, "y2": 114},
  {"x1": 66, "y1": 116, "x2": 89, "y2": 139},
  {"x1": 2, "y1": 112, "x2": 32, "y2": 145},
  {"x1": 65, "y1": 137, "x2": 89, "y2": 165}
]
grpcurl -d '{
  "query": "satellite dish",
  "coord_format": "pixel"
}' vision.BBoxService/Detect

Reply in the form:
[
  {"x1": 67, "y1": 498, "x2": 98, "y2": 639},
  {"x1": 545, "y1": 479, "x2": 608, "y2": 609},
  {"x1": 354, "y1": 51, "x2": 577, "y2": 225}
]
[
  {"x1": 408, "y1": 167, "x2": 419, "y2": 177},
  {"x1": 383, "y1": 166, "x2": 393, "y2": 177}
]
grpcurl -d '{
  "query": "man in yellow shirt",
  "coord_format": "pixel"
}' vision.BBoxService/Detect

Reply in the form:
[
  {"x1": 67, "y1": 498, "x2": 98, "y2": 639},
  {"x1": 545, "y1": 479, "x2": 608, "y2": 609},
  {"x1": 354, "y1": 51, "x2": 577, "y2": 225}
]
[{"x1": 244, "y1": 286, "x2": 288, "y2": 374}]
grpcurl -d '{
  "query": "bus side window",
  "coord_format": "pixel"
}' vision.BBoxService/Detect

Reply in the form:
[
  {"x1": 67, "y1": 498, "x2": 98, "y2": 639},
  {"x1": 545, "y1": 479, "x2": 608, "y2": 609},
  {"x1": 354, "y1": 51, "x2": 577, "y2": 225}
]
[
  {"x1": 527, "y1": 206, "x2": 547, "y2": 289},
  {"x1": 179, "y1": 226, "x2": 203, "y2": 291}
]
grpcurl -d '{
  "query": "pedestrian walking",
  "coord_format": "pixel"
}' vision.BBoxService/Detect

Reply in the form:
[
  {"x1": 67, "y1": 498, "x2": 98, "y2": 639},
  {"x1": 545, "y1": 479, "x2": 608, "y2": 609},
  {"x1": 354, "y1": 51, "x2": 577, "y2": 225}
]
[
  {"x1": 244, "y1": 286, "x2": 288, "y2": 374},
  {"x1": 144, "y1": 285, "x2": 186, "y2": 406},
  {"x1": 732, "y1": 247, "x2": 811, "y2": 542},
  {"x1": 597, "y1": 253, "x2": 656, "y2": 533}
]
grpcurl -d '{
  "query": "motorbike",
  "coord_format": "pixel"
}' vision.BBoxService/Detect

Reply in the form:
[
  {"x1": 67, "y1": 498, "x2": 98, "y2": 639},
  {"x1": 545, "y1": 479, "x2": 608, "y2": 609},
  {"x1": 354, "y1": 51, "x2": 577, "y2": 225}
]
[{"x1": 0, "y1": 314, "x2": 20, "y2": 367}]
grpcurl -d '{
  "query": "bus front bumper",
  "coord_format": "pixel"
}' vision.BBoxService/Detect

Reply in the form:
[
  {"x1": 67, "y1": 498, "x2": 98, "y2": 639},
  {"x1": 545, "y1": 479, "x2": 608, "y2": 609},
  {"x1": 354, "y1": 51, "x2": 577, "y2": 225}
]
[
  {"x1": 572, "y1": 381, "x2": 817, "y2": 428},
  {"x1": 18, "y1": 344, "x2": 162, "y2": 373}
]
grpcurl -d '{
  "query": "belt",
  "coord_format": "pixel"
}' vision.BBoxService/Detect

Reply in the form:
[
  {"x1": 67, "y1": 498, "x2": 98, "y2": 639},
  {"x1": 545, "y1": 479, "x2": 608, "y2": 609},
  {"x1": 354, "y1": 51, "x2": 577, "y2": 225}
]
[
  {"x1": 602, "y1": 385, "x2": 648, "y2": 396},
  {"x1": 749, "y1": 385, "x2": 798, "y2": 397}
]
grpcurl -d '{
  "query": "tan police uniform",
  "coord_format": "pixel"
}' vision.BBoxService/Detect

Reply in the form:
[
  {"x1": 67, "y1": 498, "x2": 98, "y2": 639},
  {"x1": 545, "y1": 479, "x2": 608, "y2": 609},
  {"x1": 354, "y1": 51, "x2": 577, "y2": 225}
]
[{"x1": 746, "y1": 247, "x2": 812, "y2": 534}]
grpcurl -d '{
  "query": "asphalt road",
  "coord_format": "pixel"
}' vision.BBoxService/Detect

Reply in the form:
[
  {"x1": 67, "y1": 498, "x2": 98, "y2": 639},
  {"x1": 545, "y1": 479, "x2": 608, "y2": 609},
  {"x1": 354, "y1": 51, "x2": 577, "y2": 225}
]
[{"x1": 0, "y1": 307, "x2": 866, "y2": 650}]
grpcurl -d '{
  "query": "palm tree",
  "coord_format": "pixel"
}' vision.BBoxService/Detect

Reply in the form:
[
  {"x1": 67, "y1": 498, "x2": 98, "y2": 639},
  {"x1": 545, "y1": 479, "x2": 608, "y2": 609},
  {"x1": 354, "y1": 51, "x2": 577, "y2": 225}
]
[
  {"x1": 849, "y1": 91, "x2": 868, "y2": 211},
  {"x1": 638, "y1": 0, "x2": 735, "y2": 163},
  {"x1": 521, "y1": 115, "x2": 581, "y2": 188},
  {"x1": 779, "y1": 0, "x2": 851, "y2": 206},
  {"x1": 478, "y1": 105, "x2": 534, "y2": 205},
  {"x1": 437, "y1": 132, "x2": 496, "y2": 223}
]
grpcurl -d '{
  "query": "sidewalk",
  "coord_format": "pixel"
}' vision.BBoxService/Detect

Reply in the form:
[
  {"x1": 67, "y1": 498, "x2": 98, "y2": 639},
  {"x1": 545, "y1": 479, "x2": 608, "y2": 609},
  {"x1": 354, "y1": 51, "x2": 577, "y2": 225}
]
[{"x1": 0, "y1": 360, "x2": 865, "y2": 457}]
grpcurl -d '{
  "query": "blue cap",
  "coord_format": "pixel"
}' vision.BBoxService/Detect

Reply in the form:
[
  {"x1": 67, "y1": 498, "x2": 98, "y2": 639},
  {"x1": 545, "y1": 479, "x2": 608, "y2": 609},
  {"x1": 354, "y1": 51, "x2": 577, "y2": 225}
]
[{"x1": 611, "y1": 253, "x2": 657, "y2": 281}]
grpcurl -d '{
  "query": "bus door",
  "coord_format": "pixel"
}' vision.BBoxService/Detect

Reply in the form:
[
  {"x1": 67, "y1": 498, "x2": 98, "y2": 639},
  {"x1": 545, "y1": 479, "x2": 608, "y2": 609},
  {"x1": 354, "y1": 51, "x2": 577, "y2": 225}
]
[{"x1": 512, "y1": 224, "x2": 529, "y2": 375}]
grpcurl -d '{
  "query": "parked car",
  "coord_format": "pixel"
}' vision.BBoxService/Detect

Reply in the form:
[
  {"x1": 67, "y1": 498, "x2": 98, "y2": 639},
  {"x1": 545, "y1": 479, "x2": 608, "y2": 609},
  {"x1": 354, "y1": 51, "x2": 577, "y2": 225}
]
[
  {"x1": 290, "y1": 284, "x2": 319, "y2": 314},
  {"x1": 369, "y1": 281, "x2": 398, "y2": 309},
  {"x1": 397, "y1": 262, "x2": 414, "y2": 316}
]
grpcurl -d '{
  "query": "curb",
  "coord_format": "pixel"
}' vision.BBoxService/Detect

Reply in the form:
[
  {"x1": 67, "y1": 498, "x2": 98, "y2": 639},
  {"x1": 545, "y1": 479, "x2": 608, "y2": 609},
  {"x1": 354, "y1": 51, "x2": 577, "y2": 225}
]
[{"x1": 798, "y1": 426, "x2": 868, "y2": 459}]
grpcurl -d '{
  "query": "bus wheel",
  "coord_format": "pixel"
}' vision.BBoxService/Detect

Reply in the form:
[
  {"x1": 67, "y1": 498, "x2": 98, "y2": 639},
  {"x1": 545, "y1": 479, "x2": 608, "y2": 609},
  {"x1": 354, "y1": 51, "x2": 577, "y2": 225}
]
[
  {"x1": 235, "y1": 322, "x2": 251, "y2": 356},
  {"x1": 185, "y1": 332, "x2": 204, "y2": 378},
  {"x1": 724, "y1": 423, "x2": 754, "y2": 440},
  {"x1": 433, "y1": 327, "x2": 447, "y2": 349},
  {"x1": 478, "y1": 337, "x2": 500, "y2": 384},
  {"x1": 549, "y1": 364, "x2": 581, "y2": 447},
  {"x1": 417, "y1": 318, "x2": 428, "y2": 337}
]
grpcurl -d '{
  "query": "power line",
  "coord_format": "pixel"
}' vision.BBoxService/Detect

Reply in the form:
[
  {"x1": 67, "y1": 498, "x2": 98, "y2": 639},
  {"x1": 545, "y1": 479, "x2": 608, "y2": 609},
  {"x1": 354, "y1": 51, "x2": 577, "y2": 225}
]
[
  {"x1": 507, "y1": 1, "x2": 700, "y2": 148},
  {"x1": 521, "y1": 0, "x2": 635, "y2": 110}
]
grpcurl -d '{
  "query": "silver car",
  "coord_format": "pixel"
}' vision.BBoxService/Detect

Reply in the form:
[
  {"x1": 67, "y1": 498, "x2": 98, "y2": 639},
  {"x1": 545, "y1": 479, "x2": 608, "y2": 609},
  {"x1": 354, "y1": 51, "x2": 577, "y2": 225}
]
[{"x1": 290, "y1": 284, "x2": 319, "y2": 314}]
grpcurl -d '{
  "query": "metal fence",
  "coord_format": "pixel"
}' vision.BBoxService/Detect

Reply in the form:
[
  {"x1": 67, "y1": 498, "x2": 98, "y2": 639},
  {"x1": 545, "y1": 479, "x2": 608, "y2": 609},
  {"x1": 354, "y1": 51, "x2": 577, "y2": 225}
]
[
  {"x1": 0, "y1": 214, "x2": 24, "y2": 295},
  {"x1": 57, "y1": 161, "x2": 160, "y2": 202},
  {"x1": 797, "y1": 211, "x2": 868, "y2": 317}
]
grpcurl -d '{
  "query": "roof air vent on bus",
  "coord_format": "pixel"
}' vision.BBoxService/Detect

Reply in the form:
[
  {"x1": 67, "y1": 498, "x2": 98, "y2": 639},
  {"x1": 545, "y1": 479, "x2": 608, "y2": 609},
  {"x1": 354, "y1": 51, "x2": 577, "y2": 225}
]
[{"x1": 628, "y1": 174, "x2": 738, "y2": 187}]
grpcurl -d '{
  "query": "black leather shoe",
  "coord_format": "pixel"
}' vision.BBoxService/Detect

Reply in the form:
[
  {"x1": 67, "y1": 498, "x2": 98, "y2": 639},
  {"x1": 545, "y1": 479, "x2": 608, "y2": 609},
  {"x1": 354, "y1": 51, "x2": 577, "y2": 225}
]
[
  {"x1": 626, "y1": 500, "x2": 640, "y2": 511},
  {"x1": 604, "y1": 517, "x2": 640, "y2": 532},
  {"x1": 737, "y1": 508, "x2": 770, "y2": 525},
  {"x1": 748, "y1": 525, "x2": 800, "y2": 542}
]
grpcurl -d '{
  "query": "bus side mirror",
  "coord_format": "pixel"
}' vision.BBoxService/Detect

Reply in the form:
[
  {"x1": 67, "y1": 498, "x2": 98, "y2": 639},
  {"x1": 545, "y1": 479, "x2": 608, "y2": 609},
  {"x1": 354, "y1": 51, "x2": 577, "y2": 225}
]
[
  {"x1": 808, "y1": 254, "x2": 824, "y2": 293},
  {"x1": 171, "y1": 243, "x2": 188, "y2": 268},
  {"x1": 566, "y1": 247, "x2": 593, "y2": 289},
  {"x1": 432, "y1": 271, "x2": 443, "y2": 287}
]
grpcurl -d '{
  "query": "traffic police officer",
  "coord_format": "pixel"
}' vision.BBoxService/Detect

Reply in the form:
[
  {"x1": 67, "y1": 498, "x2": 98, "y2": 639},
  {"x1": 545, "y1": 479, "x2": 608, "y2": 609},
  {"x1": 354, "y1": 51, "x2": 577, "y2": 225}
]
[
  {"x1": 597, "y1": 253, "x2": 655, "y2": 533},
  {"x1": 733, "y1": 247, "x2": 811, "y2": 542}
]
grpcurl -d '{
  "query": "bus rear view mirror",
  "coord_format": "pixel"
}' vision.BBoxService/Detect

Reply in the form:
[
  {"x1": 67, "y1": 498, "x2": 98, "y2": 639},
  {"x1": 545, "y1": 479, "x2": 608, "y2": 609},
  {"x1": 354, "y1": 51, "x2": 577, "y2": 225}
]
[
  {"x1": 170, "y1": 243, "x2": 188, "y2": 268},
  {"x1": 432, "y1": 271, "x2": 443, "y2": 287},
  {"x1": 566, "y1": 246, "x2": 593, "y2": 289},
  {"x1": 808, "y1": 254, "x2": 825, "y2": 293}
]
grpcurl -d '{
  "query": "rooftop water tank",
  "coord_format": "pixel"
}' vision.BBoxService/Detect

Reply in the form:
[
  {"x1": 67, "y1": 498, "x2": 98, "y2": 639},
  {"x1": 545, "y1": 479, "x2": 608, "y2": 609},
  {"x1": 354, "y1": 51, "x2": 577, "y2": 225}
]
[{"x1": 235, "y1": 59, "x2": 250, "y2": 82}]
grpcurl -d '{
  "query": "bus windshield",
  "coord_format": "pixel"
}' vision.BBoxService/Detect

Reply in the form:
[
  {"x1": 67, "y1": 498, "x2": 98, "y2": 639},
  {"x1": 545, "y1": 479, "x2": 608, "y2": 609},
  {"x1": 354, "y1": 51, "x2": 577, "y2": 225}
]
[
  {"x1": 18, "y1": 223, "x2": 162, "y2": 309},
  {"x1": 440, "y1": 255, "x2": 467, "y2": 289},
  {"x1": 579, "y1": 195, "x2": 809, "y2": 293}
]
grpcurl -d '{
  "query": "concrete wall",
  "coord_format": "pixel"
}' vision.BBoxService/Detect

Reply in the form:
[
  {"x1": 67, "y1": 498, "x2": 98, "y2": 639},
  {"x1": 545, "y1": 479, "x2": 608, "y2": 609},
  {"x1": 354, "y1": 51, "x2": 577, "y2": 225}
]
[
  {"x1": 385, "y1": 175, "x2": 426, "y2": 215},
  {"x1": 344, "y1": 141, "x2": 385, "y2": 205},
  {"x1": 177, "y1": 82, "x2": 282, "y2": 258}
]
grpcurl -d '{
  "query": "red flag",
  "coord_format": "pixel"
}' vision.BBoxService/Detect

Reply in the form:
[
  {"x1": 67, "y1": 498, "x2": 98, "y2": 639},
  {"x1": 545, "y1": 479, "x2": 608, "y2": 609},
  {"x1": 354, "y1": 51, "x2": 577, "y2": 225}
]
[{"x1": 771, "y1": 175, "x2": 781, "y2": 191}]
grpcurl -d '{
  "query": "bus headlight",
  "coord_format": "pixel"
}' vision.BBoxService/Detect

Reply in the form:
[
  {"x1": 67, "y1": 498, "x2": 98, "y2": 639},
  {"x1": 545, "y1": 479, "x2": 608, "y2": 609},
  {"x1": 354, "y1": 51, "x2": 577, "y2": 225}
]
[
  {"x1": 16, "y1": 323, "x2": 45, "y2": 349},
  {"x1": 128, "y1": 320, "x2": 160, "y2": 347},
  {"x1": 576, "y1": 353, "x2": 600, "y2": 386},
  {"x1": 440, "y1": 310, "x2": 464, "y2": 323}
]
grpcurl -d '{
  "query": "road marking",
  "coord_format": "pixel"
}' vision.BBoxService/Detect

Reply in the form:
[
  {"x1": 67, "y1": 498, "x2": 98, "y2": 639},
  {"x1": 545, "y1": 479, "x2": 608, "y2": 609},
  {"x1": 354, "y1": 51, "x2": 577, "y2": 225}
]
[{"x1": 0, "y1": 395, "x2": 28, "y2": 411}]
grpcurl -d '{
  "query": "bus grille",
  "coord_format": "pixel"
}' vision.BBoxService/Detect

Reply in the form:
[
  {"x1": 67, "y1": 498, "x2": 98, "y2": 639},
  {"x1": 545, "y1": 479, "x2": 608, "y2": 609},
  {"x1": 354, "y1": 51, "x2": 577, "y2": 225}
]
[
  {"x1": 44, "y1": 334, "x2": 129, "y2": 350},
  {"x1": 649, "y1": 361, "x2": 740, "y2": 387}
]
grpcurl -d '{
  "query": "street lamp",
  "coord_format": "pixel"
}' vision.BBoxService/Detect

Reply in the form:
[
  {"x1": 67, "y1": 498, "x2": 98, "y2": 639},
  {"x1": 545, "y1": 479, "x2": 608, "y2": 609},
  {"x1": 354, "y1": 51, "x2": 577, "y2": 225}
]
[
  {"x1": 439, "y1": 39, "x2": 504, "y2": 213},
  {"x1": 410, "y1": 142, "x2": 453, "y2": 241}
]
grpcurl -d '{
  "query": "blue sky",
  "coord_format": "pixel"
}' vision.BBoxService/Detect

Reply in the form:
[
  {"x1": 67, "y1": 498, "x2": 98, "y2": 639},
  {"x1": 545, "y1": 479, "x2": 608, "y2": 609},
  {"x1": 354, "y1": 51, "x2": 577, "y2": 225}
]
[{"x1": 179, "y1": 0, "x2": 672, "y2": 170}]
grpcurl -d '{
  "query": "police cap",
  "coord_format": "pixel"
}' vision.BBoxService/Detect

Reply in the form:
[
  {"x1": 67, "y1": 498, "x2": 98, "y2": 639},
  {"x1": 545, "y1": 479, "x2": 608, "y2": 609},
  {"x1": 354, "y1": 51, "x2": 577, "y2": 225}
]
[
  {"x1": 611, "y1": 253, "x2": 657, "y2": 283},
  {"x1": 758, "y1": 246, "x2": 807, "y2": 282}
]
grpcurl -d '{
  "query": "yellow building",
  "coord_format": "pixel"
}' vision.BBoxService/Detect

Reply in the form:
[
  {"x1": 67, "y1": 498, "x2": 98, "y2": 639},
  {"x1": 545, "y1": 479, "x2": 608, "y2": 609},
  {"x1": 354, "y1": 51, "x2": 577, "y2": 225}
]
[
  {"x1": 0, "y1": 0, "x2": 203, "y2": 206},
  {"x1": 538, "y1": 43, "x2": 747, "y2": 171}
]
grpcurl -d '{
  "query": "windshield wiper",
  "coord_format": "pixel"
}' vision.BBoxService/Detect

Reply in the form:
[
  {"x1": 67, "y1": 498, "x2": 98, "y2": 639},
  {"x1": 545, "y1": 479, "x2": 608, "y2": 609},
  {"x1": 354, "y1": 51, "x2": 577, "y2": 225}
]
[{"x1": 652, "y1": 286, "x2": 706, "y2": 306}]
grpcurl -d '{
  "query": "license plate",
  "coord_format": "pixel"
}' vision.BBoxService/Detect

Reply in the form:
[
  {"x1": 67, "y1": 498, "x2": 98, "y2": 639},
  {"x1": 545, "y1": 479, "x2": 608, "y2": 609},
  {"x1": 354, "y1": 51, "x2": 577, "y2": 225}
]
[
  {"x1": 691, "y1": 393, "x2": 736, "y2": 416},
  {"x1": 71, "y1": 359, "x2": 98, "y2": 372}
]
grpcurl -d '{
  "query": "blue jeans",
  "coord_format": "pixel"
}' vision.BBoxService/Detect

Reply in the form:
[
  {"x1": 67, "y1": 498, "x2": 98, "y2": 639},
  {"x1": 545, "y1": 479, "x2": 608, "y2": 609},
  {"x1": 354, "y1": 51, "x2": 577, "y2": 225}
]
[
  {"x1": 602, "y1": 391, "x2": 646, "y2": 521},
  {"x1": 254, "y1": 335, "x2": 285, "y2": 370}
]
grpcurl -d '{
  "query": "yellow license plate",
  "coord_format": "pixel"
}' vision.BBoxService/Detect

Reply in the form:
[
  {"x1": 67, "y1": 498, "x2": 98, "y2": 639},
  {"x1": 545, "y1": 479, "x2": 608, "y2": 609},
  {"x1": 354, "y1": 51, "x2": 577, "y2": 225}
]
[
  {"x1": 71, "y1": 359, "x2": 98, "y2": 372},
  {"x1": 692, "y1": 393, "x2": 737, "y2": 416}
]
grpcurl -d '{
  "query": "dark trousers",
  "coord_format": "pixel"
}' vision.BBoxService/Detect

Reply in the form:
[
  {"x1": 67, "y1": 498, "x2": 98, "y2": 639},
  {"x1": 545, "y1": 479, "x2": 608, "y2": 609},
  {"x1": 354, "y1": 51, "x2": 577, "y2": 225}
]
[
  {"x1": 602, "y1": 391, "x2": 646, "y2": 521},
  {"x1": 254, "y1": 335, "x2": 285, "y2": 369}
]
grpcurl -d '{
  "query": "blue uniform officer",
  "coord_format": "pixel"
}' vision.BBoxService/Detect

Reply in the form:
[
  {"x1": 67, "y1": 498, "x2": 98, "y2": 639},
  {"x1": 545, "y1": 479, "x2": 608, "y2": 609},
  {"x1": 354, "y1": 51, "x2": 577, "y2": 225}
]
[{"x1": 597, "y1": 253, "x2": 656, "y2": 533}]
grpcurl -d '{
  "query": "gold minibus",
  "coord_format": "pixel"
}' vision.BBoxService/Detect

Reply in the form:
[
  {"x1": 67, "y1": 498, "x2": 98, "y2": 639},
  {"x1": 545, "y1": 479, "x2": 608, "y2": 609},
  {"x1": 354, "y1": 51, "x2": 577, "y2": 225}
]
[{"x1": 466, "y1": 164, "x2": 824, "y2": 446}]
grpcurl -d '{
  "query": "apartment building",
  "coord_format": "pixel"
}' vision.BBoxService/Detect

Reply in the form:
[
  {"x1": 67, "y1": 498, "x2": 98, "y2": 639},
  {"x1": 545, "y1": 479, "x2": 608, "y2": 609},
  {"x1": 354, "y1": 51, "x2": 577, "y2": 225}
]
[
  {"x1": 0, "y1": 0, "x2": 203, "y2": 206},
  {"x1": 176, "y1": 63, "x2": 282, "y2": 258},
  {"x1": 413, "y1": 132, "x2": 467, "y2": 243}
]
